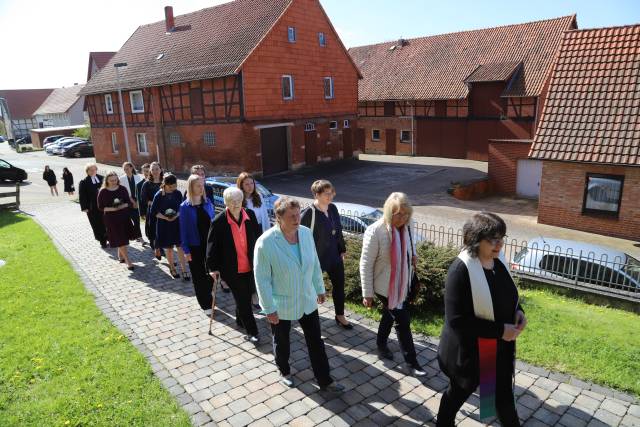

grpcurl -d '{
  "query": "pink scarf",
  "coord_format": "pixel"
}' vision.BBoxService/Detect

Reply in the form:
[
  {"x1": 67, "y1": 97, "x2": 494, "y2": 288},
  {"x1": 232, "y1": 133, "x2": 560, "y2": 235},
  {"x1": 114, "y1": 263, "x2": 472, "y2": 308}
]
[{"x1": 388, "y1": 226, "x2": 409, "y2": 310}]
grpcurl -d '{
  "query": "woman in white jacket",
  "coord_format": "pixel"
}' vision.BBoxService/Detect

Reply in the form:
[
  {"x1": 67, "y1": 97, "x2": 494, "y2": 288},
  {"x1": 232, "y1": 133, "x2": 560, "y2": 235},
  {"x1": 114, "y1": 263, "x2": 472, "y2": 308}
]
[
  {"x1": 359, "y1": 192, "x2": 426, "y2": 377},
  {"x1": 237, "y1": 172, "x2": 271, "y2": 233},
  {"x1": 119, "y1": 162, "x2": 144, "y2": 243}
]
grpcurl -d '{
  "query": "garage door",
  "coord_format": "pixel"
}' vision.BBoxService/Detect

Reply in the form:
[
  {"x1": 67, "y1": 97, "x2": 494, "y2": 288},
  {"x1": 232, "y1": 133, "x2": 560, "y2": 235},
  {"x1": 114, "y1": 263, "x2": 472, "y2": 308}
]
[{"x1": 516, "y1": 159, "x2": 542, "y2": 199}]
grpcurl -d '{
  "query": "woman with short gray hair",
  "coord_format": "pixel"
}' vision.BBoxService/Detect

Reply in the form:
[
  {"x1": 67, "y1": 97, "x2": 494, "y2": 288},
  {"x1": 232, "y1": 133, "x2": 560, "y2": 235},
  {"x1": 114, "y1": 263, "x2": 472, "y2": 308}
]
[
  {"x1": 206, "y1": 187, "x2": 261, "y2": 341},
  {"x1": 436, "y1": 212, "x2": 526, "y2": 427},
  {"x1": 359, "y1": 192, "x2": 426, "y2": 377}
]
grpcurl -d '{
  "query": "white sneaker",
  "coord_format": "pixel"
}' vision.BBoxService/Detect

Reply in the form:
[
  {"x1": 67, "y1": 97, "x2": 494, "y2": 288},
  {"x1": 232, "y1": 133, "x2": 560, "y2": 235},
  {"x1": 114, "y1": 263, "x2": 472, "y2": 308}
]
[
  {"x1": 280, "y1": 375, "x2": 294, "y2": 388},
  {"x1": 245, "y1": 335, "x2": 259, "y2": 343}
]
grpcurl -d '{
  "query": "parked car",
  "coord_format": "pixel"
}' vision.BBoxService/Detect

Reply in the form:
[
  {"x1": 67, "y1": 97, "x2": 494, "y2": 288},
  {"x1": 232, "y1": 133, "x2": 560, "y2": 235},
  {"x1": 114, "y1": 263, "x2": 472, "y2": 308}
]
[
  {"x1": 333, "y1": 202, "x2": 384, "y2": 234},
  {"x1": 0, "y1": 158, "x2": 27, "y2": 182},
  {"x1": 205, "y1": 176, "x2": 279, "y2": 216},
  {"x1": 11, "y1": 136, "x2": 32, "y2": 150},
  {"x1": 46, "y1": 138, "x2": 82, "y2": 155},
  {"x1": 42, "y1": 135, "x2": 66, "y2": 148},
  {"x1": 511, "y1": 237, "x2": 640, "y2": 290},
  {"x1": 61, "y1": 140, "x2": 94, "y2": 158}
]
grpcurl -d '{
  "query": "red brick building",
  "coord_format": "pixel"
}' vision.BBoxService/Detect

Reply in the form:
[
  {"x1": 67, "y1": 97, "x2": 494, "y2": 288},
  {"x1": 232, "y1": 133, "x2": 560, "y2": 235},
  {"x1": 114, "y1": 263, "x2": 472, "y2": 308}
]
[
  {"x1": 529, "y1": 24, "x2": 640, "y2": 241},
  {"x1": 349, "y1": 16, "x2": 576, "y2": 161},
  {"x1": 80, "y1": 0, "x2": 361, "y2": 176}
]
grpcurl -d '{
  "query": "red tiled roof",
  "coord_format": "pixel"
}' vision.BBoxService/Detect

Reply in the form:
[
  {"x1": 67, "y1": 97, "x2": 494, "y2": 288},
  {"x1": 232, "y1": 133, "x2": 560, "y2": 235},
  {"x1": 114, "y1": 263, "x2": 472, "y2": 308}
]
[
  {"x1": 349, "y1": 15, "x2": 576, "y2": 101},
  {"x1": 464, "y1": 61, "x2": 522, "y2": 84},
  {"x1": 80, "y1": 0, "x2": 293, "y2": 95},
  {"x1": 0, "y1": 89, "x2": 54, "y2": 119},
  {"x1": 529, "y1": 24, "x2": 640, "y2": 166},
  {"x1": 87, "y1": 52, "x2": 116, "y2": 82}
]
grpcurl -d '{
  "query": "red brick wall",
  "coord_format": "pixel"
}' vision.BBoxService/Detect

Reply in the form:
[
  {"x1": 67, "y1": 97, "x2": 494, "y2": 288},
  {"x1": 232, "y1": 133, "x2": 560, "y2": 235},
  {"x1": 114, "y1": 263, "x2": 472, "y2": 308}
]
[
  {"x1": 241, "y1": 0, "x2": 359, "y2": 121},
  {"x1": 538, "y1": 162, "x2": 640, "y2": 241},
  {"x1": 359, "y1": 117, "x2": 413, "y2": 155},
  {"x1": 92, "y1": 126, "x2": 159, "y2": 170},
  {"x1": 469, "y1": 82, "x2": 506, "y2": 117},
  {"x1": 488, "y1": 140, "x2": 533, "y2": 194}
]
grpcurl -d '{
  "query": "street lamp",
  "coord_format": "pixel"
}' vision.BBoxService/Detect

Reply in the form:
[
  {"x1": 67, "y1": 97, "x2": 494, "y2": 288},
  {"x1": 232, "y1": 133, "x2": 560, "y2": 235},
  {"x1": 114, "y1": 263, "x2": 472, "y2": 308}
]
[{"x1": 114, "y1": 62, "x2": 132, "y2": 163}]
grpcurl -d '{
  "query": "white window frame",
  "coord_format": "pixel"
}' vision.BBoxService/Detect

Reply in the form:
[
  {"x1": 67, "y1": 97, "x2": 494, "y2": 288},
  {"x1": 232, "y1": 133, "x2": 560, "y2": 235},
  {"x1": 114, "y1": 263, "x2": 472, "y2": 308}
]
[
  {"x1": 329, "y1": 121, "x2": 338, "y2": 130},
  {"x1": 282, "y1": 75, "x2": 294, "y2": 100},
  {"x1": 372, "y1": 129, "x2": 381, "y2": 141},
  {"x1": 288, "y1": 27, "x2": 296, "y2": 43},
  {"x1": 203, "y1": 131, "x2": 216, "y2": 147},
  {"x1": 129, "y1": 90, "x2": 144, "y2": 113},
  {"x1": 323, "y1": 77, "x2": 334, "y2": 100},
  {"x1": 343, "y1": 120, "x2": 350, "y2": 128},
  {"x1": 111, "y1": 132, "x2": 118, "y2": 153},
  {"x1": 136, "y1": 133, "x2": 149, "y2": 154},
  {"x1": 400, "y1": 130, "x2": 412, "y2": 143},
  {"x1": 318, "y1": 32, "x2": 326, "y2": 47},
  {"x1": 105, "y1": 94, "x2": 114, "y2": 115}
]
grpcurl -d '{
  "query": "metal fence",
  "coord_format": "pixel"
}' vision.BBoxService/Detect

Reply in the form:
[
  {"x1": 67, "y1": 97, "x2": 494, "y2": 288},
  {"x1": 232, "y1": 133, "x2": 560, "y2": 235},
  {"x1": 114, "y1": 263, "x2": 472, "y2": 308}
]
[{"x1": 194, "y1": 184, "x2": 640, "y2": 302}]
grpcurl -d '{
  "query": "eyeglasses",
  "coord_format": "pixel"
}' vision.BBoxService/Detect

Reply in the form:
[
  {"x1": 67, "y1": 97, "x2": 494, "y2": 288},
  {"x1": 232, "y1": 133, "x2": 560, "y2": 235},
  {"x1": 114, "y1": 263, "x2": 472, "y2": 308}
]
[
  {"x1": 392, "y1": 211, "x2": 410, "y2": 218},
  {"x1": 486, "y1": 237, "x2": 504, "y2": 246}
]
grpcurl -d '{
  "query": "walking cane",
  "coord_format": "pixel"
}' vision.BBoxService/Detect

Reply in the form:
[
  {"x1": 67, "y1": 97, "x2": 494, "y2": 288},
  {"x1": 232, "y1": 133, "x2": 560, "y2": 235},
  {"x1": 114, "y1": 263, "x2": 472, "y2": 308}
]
[{"x1": 208, "y1": 276, "x2": 220, "y2": 335}]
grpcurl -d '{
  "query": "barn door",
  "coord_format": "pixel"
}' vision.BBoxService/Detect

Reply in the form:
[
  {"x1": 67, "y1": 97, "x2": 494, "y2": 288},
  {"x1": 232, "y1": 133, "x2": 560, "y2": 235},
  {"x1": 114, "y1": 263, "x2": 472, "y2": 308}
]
[
  {"x1": 385, "y1": 129, "x2": 396, "y2": 155},
  {"x1": 261, "y1": 127, "x2": 289, "y2": 176},
  {"x1": 305, "y1": 127, "x2": 317, "y2": 166}
]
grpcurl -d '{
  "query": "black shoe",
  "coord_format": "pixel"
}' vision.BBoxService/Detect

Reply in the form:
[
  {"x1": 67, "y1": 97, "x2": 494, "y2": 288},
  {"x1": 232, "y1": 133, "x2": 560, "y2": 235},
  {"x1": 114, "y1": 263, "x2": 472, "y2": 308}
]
[
  {"x1": 119, "y1": 258, "x2": 125, "y2": 263},
  {"x1": 100, "y1": 241, "x2": 107, "y2": 248},
  {"x1": 335, "y1": 317, "x2": 353, "y2": 330},
  {"x1": 377, "y1": 345, "x2": 394, "y2": 361},
  {"x1": 127, "y1": 265, "x2": 135, "y2": 271},
  {"x1": 222, "y1": 287, "x2": 231, "y2": 293},
  {"x1": 182, "y1": 271, "x2": 191, "y2": 281},
  {"x1": 320, "y1": 382, "x2": 345, "y2": 393},
  {"x1": 407, "y1": 362, "x2": 427, "y2": 377}
]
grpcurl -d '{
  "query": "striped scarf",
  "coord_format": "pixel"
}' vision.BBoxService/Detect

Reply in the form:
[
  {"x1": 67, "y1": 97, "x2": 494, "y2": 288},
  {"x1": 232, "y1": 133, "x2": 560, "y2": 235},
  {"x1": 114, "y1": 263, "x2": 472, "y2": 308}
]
[{"x1": 388, "y1": 226, "x2": 409, "y2": 310}]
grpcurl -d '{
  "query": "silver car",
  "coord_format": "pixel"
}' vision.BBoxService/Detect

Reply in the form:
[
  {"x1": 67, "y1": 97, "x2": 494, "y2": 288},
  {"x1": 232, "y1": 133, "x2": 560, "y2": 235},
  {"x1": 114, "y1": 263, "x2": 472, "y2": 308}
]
[{"x1": 510, "y1": 237, "x2": 640, "y2": 291}]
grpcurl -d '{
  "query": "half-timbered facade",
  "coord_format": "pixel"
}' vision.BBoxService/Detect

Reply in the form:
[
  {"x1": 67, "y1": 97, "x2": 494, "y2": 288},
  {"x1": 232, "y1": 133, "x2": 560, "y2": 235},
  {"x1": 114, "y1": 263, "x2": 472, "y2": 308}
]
[
  {"x1": 349, "y1": 16, "x2": 577, "y2": 161},
  {"x1": 80, "y1": 0, "x2": 361, "y2": 176}
]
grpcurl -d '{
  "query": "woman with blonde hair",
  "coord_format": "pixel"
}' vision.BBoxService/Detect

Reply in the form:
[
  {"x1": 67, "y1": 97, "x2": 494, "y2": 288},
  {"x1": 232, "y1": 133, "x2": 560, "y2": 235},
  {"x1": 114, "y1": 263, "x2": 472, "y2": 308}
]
[
  {"x1": 179, "y1": 175, "x2": 215, "y2": 311},
  {"x1": 359, "y1": 192, "x2": 426, "y2": 376},
  {"x1": 237, "y1": 172, "x2": 271, "y2": 233},
  {"x1": 150, "y1": 174, "x2": 187, "y2": 279},
  {"x1": 97, "y1": 171, "x2": 135, "y2": 270}
]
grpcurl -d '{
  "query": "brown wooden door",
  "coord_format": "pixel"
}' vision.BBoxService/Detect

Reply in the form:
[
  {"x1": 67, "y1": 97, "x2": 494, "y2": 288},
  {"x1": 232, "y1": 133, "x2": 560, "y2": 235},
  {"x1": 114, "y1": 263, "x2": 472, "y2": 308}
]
[
  {"x1": 355, "y1": 128, "x2": 365, "y2": 152},
  {"x1": 385, "y1": 129, "x2": 396, "y2": 155},
  {"x1": 261, "y1": 127, "x2": 288, "y2": 176},
  {"x1": 342, "y1": 128, "x2": 353, "y2": 158},
  {"x1": 305, "y1": 130, "x2": 317, "y2": 166}
]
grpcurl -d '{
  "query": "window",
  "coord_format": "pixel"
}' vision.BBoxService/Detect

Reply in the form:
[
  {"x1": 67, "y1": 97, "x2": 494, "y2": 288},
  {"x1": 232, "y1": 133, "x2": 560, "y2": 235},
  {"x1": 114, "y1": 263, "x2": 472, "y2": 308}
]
[
  {"x1": 329, "y1": 121, "x2": 338, "y2": 130},
  {"x1": 318, "y1": 32, "x2": 326, "y2": 47},
  {"x1": 203, "y1": 132, "x2": 215, "y2": 147},
  {"x1": 190, "y1": 88, "x2": 203, "y2": 116},
  {"x1": 288, "y1": 27, "x2": 296, "y2": 43},
  {"x1": 372, "y1": 129, "x2": 381, "y2": 141},
  {"x1": 282, "y1": 75, "x2": 294, "y2": 100},
  {"x1": 111, "y1": 132, "x2": 118, "y2": 153},
  {"x1": 400, "y1": 130, "x2": 412, "y2": 143},
  {"x1": 304, "y1": 122, "x2": 315, "y2": 132},
  {"x1": 343, "y1": 120, "x2": 350, "y2": 128},
  {"x1": 0, "y1": 159, "x2": 10, "y2": 168},
  {"x1": 323, "y1": 77, "x2": 334, "y2": 100},
  {"x1": 583, "y1": 174, "x2": 624, "y2": 216},
  {"x1": 169, "y1": 132, "x2": 181, "y2": 145},
  {"x1": 129, "y1": 90, "x2": 144, "y2": 113},
  {"x1": 105, "y1": 94, "x2": 114, "y2": 115},
  {"x1": 136, "y1": 133, "x2": 149, "y2": 154}
]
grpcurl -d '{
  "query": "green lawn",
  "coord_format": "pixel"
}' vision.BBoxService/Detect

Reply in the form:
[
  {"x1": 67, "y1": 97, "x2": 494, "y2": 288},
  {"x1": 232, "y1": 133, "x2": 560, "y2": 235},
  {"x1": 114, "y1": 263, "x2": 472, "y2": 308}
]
[
  {"x1": 0, "y1": 212, "x2": 191, "y2": 426},
  {"x1": 347, "y1": 287, "x2": 640, "y2": 397}
]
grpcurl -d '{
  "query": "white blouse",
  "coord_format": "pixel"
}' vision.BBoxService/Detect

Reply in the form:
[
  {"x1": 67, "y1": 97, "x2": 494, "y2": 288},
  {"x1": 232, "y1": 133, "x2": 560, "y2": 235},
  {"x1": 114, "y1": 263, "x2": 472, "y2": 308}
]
[{"x1": 246, "y1": 195, "x2": 271, "y2": 233}]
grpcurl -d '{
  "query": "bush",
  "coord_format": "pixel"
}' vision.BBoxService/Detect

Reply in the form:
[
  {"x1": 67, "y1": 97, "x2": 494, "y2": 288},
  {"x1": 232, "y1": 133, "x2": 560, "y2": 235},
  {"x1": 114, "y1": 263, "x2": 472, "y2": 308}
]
[
  {"x1": 73, "y1": 125, "x2": 91, "y2": 140},
  {"x1": 326, "y1": 236, "x2": 459, "y2": 313}
]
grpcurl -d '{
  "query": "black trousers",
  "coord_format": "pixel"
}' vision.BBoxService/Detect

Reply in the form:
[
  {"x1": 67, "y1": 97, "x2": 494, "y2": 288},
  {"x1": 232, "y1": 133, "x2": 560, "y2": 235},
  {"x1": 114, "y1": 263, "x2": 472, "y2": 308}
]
[
  {"x1": 188, "y1": 245, "x2": 213, "y2": 310},
  {"x1": 227, "y1": 273, "x2": 258, "y2": 336},
  {"x1": 86, "y1": 209, "x2": 106, "y2": 245},
  {"x1": 325, "y1": 260, "x2": 345, "y2": 316},
  {"x1": 436, "y1": 344, "x2": 520, "y2": 427},
  {"x1": 144, "y1": 213, "x2": 157, "y2": 249},
  {"x1": 376, "y1": 294, "x2": 418, "y2": 365},
  {"x1": 129, "y1": 208, "x2": 142, "y2": 239},
  {"x1": 271, "y1": 310, "x2": 333, "y2": 387}
]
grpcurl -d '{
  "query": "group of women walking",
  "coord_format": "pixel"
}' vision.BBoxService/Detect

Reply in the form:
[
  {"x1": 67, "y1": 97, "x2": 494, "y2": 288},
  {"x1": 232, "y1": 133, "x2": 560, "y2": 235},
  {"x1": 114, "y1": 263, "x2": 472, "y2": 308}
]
[{"x1": 77, "y1": 161, "x2": 527, "y2": 426}]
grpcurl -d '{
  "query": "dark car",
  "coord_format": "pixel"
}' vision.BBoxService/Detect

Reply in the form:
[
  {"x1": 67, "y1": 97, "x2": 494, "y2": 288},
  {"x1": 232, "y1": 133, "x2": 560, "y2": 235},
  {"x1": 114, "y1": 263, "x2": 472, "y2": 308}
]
[
  {"x1": 0, "y1": 159, "x2": 27, "y2": 182},
  {"x1": 62, "y1": 140, "x2": 94, "y2": 158}
]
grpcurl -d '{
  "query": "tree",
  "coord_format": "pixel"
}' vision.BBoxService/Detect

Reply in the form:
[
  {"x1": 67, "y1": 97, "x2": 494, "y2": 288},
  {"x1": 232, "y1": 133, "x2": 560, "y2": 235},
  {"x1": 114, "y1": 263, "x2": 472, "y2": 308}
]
[{"x1": 73, "y1": 124, "x2": 91, "y2": 140}]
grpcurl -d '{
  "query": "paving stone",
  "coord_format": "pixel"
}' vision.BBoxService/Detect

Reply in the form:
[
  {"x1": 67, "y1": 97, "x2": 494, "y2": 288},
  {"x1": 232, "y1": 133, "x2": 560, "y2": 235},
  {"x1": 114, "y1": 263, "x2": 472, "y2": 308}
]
[
  {"x1": 227, "y1": 411, "x2": 253, "y2": 427},
  {"x1": 267, "y1": 408, "x2": 293, "y2": 425},
  {"x1": 533, "y1": 407, "x2": 561, "y2": 425},
  {"x1": 575, "y1": 395, "x2": 602, "y2": 411},
  {"x1": 602, "y1": 399, "x2": 629, "y2": 417},
  {"x1": 621, "y1": 414, "x2": 640, "y2": 427},
  {"x1": 630, "y1": 405, "x2": 640, "y2": 418},
  {"x1": 307, "y1": 406, "x2": 333, "y2": 424},
  {"x1": 593, "y1": 409, "x2": 622, "y2": 426},
  {"x1": 558, "y1": 412, "x2": 588, "y2": 427}
]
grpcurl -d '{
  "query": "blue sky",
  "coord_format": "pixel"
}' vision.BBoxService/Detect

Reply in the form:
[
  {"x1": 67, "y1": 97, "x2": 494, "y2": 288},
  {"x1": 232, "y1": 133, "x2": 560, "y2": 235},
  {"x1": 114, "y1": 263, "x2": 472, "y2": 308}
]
[{"x1": 0, "y1": 0, "x2": 638, "y2": 89}]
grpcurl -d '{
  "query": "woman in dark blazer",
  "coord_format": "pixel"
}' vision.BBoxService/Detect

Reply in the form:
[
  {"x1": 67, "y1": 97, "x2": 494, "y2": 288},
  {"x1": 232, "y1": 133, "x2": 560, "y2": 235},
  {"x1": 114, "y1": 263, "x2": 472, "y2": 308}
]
[
  {"x1": 42, "y1": 165, "x2": 58, "y2": 196},
  {"x1": 206, "y1": 187, "x2": 262, "y2": 342},
  {"x1": 79, "y1": 163, "x2": 107, "y2": 248},
  {"x1": 179, "y1": 174, "x2": 215, "y2": 311},
  {"x1": 139, "y1": 162, "x2": 163, "y2": 254},
  {"x1": 300, "y1": 179, "x2": 351, "y2": 329},
  {"x1": 62, "y1": 167, "x2": 74, "y2": 196},
  {"x1": 437, "y1": 212, "x2": 526, "y2": 427}
]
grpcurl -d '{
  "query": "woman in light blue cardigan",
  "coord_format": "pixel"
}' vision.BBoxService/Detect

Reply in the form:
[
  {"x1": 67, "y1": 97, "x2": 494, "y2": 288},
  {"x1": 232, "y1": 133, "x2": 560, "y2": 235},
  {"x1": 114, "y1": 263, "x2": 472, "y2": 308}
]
[{"x1": 254, "y1": 196, "x2": 344, "y2": 393}]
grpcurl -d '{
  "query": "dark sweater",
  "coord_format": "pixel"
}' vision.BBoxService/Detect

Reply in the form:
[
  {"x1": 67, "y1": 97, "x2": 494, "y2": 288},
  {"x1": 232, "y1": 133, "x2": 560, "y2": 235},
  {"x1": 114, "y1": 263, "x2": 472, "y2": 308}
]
[{"x1": 438, "y1": 257, "x2": 522, "y2": 389}]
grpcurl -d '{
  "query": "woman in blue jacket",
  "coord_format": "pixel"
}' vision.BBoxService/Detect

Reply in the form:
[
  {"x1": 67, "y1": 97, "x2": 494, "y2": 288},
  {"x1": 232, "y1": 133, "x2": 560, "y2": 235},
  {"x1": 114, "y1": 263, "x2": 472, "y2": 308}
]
[{"x1": 179, "y1": 175, "x2": 215, "y2": 311}]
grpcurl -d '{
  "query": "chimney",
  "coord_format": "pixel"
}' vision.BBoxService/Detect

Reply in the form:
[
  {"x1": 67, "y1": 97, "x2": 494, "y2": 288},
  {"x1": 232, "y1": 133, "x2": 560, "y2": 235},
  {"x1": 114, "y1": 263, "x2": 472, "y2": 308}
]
[{"x1": 165, "y1": 6, "x2": 175, "y2": 33}]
